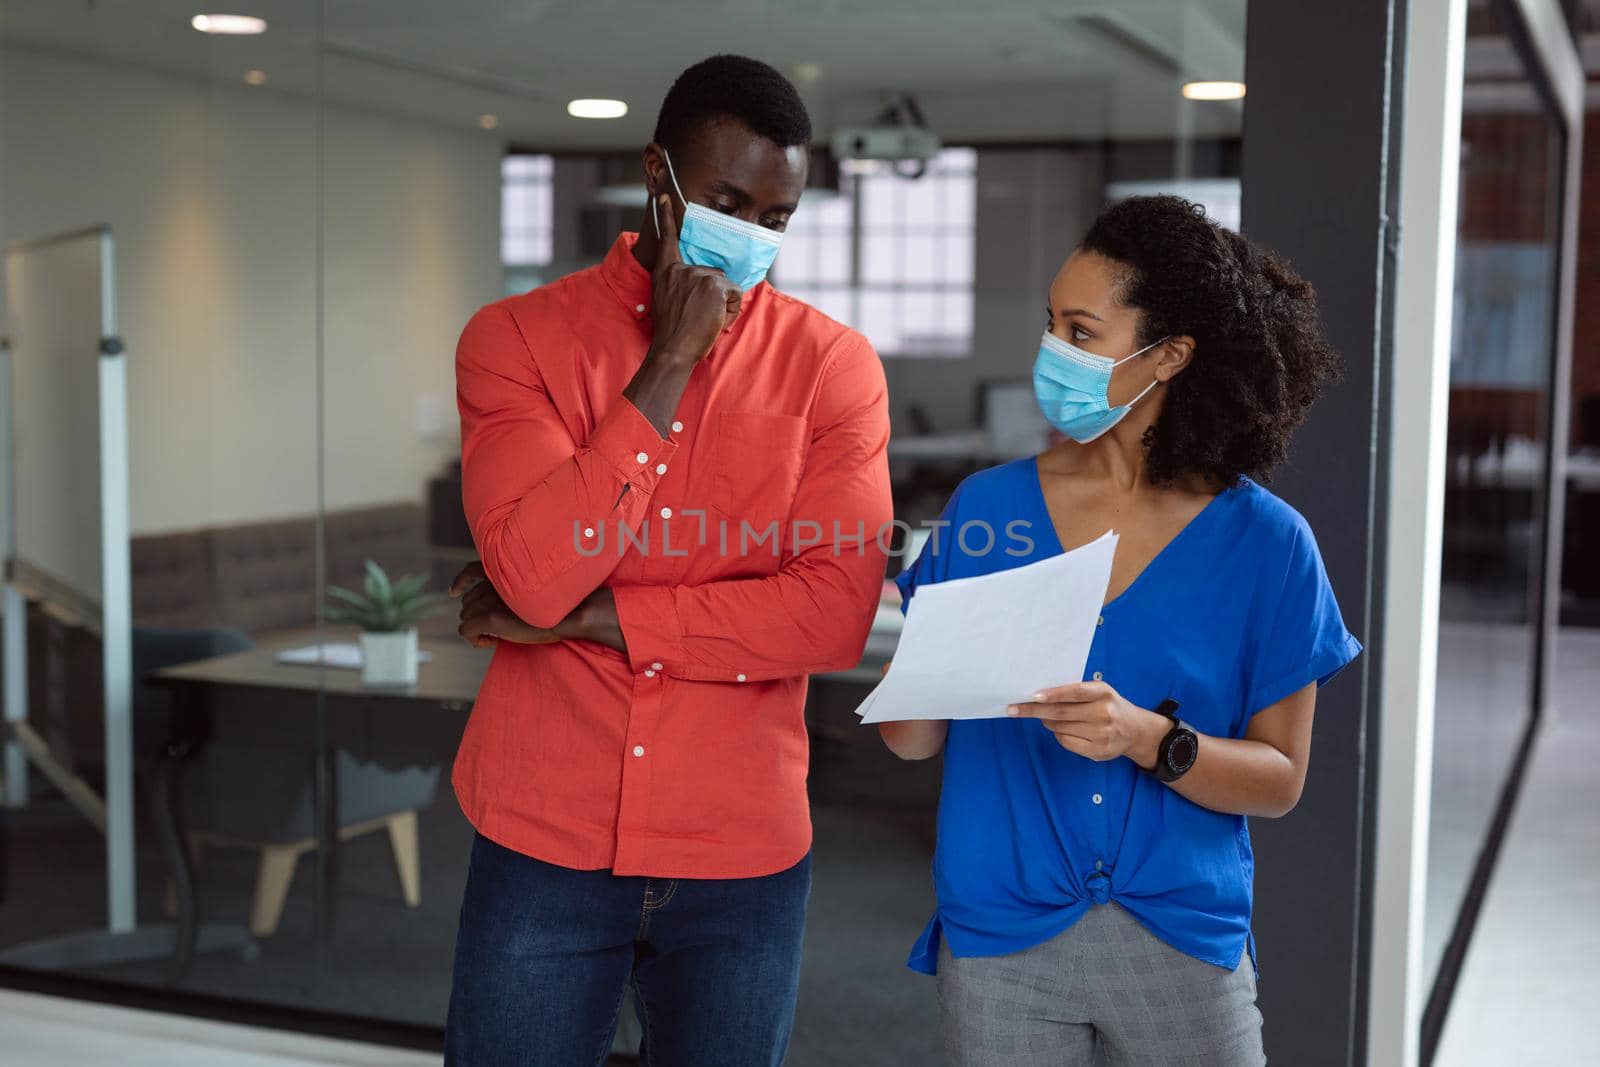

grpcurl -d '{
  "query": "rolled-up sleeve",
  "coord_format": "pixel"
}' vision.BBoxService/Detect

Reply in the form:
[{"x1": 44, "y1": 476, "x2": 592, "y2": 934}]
[
  {"x1": 612, "y1": 333, "x2": 892, "y2": 682},
  {"x1": 1244, "y1": 521, "x2": 1363, "y2": 716},
  {"x1": 457, "y1": 303, "x2": 679, "y2": 628}
]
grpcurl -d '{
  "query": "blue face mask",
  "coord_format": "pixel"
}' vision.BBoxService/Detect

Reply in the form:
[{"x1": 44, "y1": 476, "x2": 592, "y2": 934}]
[
  {"x1": 1032, "y1": 330, "x2": 1167, "y2": 444},
  {"x1": 651, "y1": 148, "x2": 783, "y2": 292}
]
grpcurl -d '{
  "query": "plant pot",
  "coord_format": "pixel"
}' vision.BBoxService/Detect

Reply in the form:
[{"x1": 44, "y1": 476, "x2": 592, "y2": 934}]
[{"x1": 360, "y1": 628, "x2": 418, "y2": 687}]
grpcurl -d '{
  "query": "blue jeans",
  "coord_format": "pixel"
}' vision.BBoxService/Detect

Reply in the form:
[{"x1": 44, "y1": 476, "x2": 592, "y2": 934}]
[{"x1": 445, "y1": 832, "x2": 812, "y2": 1067}]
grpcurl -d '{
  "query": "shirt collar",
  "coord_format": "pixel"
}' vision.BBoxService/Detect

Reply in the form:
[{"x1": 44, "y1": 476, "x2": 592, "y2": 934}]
[
  {"x1": 600, "y1": 231, "x2": 654, "y2": 321},
  {"x1": 598, "y1": 230, "x2": 767, "y2": 348}
]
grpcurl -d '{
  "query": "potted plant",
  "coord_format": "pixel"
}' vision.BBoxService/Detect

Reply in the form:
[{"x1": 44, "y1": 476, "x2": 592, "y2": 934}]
[{"x1": 325, "y1": 561, "x2": 448, "y2": 686}]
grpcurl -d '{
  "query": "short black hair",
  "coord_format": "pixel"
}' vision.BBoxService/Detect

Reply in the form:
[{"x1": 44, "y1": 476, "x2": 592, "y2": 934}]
[
  {"x1": 1080, "y1": 195, "x2": 1343, "y2": 490},
  {"x1": 653, "y1": 54, "x2": 812, "y2": 155}
]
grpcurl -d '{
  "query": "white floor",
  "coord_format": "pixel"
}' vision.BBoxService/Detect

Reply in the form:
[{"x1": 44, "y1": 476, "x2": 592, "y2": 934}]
[
  {"x1": 1434, "y1": 626, "x2": 1600, "y2": 1065},
  {"x1": 0, "y1": 988, "x2": 441, "y2": 1067}
]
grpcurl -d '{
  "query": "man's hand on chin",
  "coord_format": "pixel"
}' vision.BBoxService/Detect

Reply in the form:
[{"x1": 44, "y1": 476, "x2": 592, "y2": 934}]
[{"x1": 449, "y1": 561, "x2": 627, "y2": 653}]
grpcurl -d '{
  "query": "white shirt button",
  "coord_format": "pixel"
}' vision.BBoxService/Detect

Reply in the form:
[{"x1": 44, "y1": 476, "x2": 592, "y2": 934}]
[
  {"x1": 1092, "y1": 793, "x2": 1103, "y2": 805},
  {"x1": 1096, "y1": 615, "x2": 1104, "y2": 627},
  {"x1": 643, "y1": 669, "x2": 655, "y2": 678},
  {"x1": 656, "y1": 463, "x2": 667, "y2": 475},
  {"x1": 651, "y1": 662, "x2": 663, "y2": 671},
  {"x1": 633, "y1": 745, "x2": 645, "y2": 757},
  {"x1": 635, "y1": 451, "x2": 649, "y2": 464},
  {"x1": 736, "y1": 673, "x2": 747, "y2": 683},
  {"x1": 1094, "y1": 859, "x2": 1104, "y2": 870},
  {"x1": 1092, "y1": 671, "x2": 1103, "y2": 681},
  {"x1": 660, "y1": 506, "x2": 672, "y2": 519},
  {"x1": 671, "y1": 421, "x2": 684, "y2": 433},
  {"x1": 635, "y1": 303, "x2": 646, "y2": 314},
  {"x1": 583, "y1": 527, "x2": 595, "y2": 538}
]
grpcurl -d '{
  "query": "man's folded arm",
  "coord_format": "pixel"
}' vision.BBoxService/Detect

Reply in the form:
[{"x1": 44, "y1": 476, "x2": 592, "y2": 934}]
[
  {"x1": 457, "y1": 303, "x2": 678, "y2": 629},
  {"x1": 611, "y1": 334, "x2": 892, "y2": 682}
]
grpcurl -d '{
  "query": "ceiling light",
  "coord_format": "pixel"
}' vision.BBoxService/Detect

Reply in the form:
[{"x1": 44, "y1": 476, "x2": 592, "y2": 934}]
[
  {"x1": 567, "y1": 98, "x2": 628, "y2": 120},
  {"x1": 243, "y1": 69, "x2": 267, "y2": 86},
  {"x1": 1182, "y1": 80, "x2": 1246, "y2": 101},
  {"x1": 478, "y1": 114, "x2": 500, "y2": 130},
  {"x1": 191, "y1": 14, "x2": 268, "y2": 35}
]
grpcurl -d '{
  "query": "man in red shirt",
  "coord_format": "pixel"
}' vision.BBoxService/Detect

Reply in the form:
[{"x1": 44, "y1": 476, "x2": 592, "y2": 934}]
[{"x1": 443, "y1": 55, "x2": 892, "y2": 1066}]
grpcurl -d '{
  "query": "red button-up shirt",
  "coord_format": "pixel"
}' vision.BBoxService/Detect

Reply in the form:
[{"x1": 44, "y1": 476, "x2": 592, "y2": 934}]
[{"x1": 452, "y1": 232, "x2": 892, "y2": 878}]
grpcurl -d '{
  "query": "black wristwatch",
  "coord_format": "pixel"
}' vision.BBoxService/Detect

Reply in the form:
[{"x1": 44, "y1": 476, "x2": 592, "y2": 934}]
[{"x1": 1150, "y1": 698, "x2": 1199, "y2": 783}]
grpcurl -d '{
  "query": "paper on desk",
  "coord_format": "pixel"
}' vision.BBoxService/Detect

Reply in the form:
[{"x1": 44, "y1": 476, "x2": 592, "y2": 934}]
[
  {"x1": 275, "y1": 642, "x2": 433, "y2": 669},
  {"x1": 855, "y1": 530, "x2": 1117, "y2": 724}
]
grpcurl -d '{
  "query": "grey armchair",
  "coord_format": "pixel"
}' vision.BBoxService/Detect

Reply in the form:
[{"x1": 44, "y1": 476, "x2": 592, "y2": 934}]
[{"x1": 134, "y1": 627, "x2": 441, "y2": 936}]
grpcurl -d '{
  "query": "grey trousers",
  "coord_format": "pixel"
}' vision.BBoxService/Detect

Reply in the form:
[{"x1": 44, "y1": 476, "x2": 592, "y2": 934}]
[{"x1": 936, "y1": 903, "x2": 1266, "y2": 1066}]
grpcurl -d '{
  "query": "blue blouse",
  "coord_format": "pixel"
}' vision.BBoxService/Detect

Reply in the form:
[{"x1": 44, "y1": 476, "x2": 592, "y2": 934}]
[{"x1": 898, "y1": 457, "x2": 1362, "y2": 976}]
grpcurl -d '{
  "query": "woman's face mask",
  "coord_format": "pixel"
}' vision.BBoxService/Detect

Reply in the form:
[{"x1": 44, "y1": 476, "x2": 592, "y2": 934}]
[
  {"x1": 1031, "y1": 331, "x2": 1167, "y2": 444},
  {"x1": 651, "y1": 148, "x2": 783, "y2": 292}
]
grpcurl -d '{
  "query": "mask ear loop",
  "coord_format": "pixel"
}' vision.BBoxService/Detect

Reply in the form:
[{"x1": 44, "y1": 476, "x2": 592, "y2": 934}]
[
  {"x1": 650, "y1": 147, "x2": 690, "y2": 240},
  {"x1": 1116, "y1": 336, "x2": 1171, "y2": 409},
  {"x1": 1125, "y1": 375, "x2": 1162, "y2": 408},
  {"x1": 1109, "y1": 334, "x2": 1171, "y2": 368}
]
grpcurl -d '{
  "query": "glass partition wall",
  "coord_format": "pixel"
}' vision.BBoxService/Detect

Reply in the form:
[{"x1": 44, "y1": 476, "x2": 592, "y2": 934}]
[
  {"x1": 0, "y1": 0, "x2": 327, "y2": 1020},
  {"x1": 0, "y1": 1, "x2": 1253, "y2": 1059},
  {"x1": 1423, "y1": 0, "x2": 1580, "y2": 1059}
]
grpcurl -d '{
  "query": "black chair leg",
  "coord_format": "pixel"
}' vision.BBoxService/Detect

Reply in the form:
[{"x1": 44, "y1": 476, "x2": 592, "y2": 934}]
[{"x1": 146, "y1": 739, "x2": 198, "y2": 985}]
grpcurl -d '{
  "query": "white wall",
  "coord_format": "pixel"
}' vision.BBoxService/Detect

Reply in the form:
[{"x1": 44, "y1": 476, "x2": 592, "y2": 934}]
[{"x1": 0, "y1": 46, "x2": 501, "y2": 536}]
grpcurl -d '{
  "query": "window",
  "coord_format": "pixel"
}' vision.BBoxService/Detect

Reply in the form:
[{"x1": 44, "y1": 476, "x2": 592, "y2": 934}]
[
  {"x1": 502, "y1": 154, "x2": 554, "y2": 292},
  {"x1": 775, "y1": 147, "x2": 976, "y2": 357}
]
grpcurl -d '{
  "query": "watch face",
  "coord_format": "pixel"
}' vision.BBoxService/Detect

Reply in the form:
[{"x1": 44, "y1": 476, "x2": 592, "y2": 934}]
[{"x1": 1166, "y1": 731, "x2": 1198, "y2": 773}]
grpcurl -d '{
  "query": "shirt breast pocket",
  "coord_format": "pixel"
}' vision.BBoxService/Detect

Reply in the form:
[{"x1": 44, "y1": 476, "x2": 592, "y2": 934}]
[{"x1": 708, "y1": 411, "x2": 808, "y2": 541}]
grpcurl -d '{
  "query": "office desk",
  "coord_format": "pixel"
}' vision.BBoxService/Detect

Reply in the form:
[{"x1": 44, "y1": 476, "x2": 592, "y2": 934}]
[{"x1": 146, "y1": 631, "x2": 490, "y2": 980}]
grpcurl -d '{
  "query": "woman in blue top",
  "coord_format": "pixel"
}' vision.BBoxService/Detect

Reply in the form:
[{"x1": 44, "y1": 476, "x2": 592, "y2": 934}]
[{"x1": 881, "y1": 196, "x2": 1362, "y2": 1067}]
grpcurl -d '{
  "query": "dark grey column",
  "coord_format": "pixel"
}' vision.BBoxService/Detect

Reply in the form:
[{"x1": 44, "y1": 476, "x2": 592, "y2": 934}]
[{"x1": 1239, "y1": 1, "x2": 1403, "y2": 1064}]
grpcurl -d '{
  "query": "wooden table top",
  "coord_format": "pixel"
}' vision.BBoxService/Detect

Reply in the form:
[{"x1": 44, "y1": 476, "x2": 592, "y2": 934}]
[{"x1": 148, "y1": 627, "x2": 493, "y2": 707}]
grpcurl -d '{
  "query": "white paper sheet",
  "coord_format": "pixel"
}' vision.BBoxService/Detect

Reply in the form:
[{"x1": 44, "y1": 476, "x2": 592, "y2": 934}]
[
  {"x1": 855, "y1": 531, "x2": 1117, "y2": 724},
  {"x1": 275, "y1": 642, "x2": 433, "y2": 669}
]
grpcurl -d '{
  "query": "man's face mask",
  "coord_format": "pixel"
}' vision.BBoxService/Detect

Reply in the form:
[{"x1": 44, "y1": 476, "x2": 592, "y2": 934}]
[{"x1": 651, "y1": 148, "x2": 784, "y2": 292}]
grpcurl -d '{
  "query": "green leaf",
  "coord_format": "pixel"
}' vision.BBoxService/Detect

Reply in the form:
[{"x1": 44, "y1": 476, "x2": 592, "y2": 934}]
[
  {"x1": 326, "y1": 586, "x2": 371, "y2": 609},
  {"x1": 403, "y1": 593, "x2": 450, "y2": 622},
  {"x1": 390, "y1": 572, "x2": 429, "y2": 603},
  {"x1": 363, "y1": 560, "x2": 393, "y2": 605},
  {"x1": 324, "y1": 606, "x2": 372, "y2": 627}
]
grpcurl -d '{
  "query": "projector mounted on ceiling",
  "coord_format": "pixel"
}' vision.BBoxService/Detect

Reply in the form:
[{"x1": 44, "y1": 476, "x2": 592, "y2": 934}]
[{"x1": 830, "y1": 93, "x2": 941, "y2": 179}]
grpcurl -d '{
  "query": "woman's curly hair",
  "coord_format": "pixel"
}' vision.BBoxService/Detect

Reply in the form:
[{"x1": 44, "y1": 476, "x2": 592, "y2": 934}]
[{"x1": 1079, "y1": 195, "x2": 1342, "y2": 489}]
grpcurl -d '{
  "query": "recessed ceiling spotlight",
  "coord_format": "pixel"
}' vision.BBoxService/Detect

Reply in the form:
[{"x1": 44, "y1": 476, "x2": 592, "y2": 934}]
[
  {"x1": 478, "y1": 114, "x2": 500, "y2": 130},
  {"x1": 567, "y1": 98, "x2": 628, "y2": 120},
  {"x1": 243, "y1": 69, "x2": 267, "y2": 86},
  {"x1": 1182, "y1": 80, "x2": 1246, "y2": 101},
  {"x1": 191, "y1": 14, "x2": 268, "y2": 35}
]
